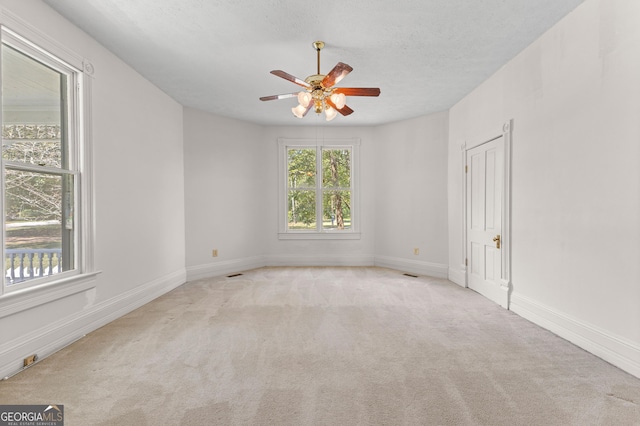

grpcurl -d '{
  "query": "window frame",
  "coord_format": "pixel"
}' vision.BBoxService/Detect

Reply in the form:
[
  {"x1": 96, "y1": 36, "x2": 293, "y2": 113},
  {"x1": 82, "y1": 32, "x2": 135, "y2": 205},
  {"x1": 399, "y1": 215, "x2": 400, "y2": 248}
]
[
  {"x1": 278, "y1": 138, "x2": 360, "y2": 240},
  {"x1": 0, "y1": 14, "x2": 97, "y2": 306}
]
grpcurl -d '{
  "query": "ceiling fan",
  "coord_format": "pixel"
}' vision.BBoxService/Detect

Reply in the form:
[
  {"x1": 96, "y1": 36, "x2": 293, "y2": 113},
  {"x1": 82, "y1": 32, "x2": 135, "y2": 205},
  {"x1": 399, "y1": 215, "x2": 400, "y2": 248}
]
[{"x1": 259, "y1": 41, "x2": 381, "y2": 121}]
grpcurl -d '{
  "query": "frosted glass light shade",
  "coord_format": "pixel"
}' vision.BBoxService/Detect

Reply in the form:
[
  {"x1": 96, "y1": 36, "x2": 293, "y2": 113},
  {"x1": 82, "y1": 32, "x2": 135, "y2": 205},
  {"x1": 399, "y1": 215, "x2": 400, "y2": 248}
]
[
  {"x1": 297, "y1": 91, "x2": 312, "y2": 108},
  {"x1": 330, "y1": 92, "x2": 346, "y2": 109},
  {"x1": 292, "y1": 104, "x2": 306, "y2": 118},
  {"x1": 325, "y1": 106, "x2": 337, "y2": 121}
]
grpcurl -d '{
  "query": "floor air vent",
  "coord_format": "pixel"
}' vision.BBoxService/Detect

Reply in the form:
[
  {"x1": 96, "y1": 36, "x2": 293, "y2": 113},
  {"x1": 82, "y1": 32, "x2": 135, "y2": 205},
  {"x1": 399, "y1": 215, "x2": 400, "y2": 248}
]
[
  {"x1": 227, "y1": 273, "x2": 243, "y2": 278},
  {"x1": 403, "y1": 273, "x2": 418, "y2": 278}
]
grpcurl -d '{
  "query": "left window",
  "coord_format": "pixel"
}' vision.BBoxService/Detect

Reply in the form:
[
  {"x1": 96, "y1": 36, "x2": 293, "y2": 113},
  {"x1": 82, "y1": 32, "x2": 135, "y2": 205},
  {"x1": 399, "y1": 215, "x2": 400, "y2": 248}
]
[{"x1": 1, "y1": 26, "x2": 85, "y2": 291}]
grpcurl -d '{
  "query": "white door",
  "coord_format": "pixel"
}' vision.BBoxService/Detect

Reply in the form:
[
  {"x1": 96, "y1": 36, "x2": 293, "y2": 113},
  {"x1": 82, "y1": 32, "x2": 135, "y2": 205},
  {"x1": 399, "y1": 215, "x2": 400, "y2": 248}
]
[{"x1": 466, "y1": 137, "x2": 505, "y2": 306}]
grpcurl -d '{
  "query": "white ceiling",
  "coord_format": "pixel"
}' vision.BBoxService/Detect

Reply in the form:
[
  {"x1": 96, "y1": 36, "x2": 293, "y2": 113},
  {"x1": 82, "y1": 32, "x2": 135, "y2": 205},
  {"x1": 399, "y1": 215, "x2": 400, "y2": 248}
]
[{"x1": 42, "y1": 0, "x2": 585, "y2": 127}]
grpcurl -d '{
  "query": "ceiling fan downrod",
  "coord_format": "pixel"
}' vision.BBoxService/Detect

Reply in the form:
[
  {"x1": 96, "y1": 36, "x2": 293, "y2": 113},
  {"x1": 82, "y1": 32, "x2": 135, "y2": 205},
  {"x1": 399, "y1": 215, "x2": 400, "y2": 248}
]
[{"x1": 313, "y1": 41, "x2": 324, "y2": 75}]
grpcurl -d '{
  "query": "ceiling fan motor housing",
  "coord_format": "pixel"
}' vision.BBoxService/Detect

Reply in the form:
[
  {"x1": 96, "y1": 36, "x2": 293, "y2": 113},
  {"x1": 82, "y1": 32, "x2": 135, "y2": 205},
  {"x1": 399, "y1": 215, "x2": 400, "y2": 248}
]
[
  {"x1": 304, "y1": 74, "x2": 330, "y2": 114},
  {"x1": 304, "y1": 74, "x2": 325, "y2": 87}
]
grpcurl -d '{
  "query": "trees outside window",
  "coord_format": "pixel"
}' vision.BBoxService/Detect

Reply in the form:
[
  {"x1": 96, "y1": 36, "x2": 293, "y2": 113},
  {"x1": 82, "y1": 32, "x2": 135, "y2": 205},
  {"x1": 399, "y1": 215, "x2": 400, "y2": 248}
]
[{"x1": 279, "y1": 138, "x2": 359, "y2": 239}]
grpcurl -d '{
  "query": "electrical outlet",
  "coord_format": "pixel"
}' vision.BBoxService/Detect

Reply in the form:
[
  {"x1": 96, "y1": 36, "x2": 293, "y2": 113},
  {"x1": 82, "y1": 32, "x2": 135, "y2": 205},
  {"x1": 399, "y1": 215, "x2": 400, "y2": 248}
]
[
  {"x1": 414, "y1": 248, "x2": 419, "y2": 255},
  {"x1": 212, "y1": 249, "x2": 218, "y2": 257},
  {"x1": 23, "y1": 354, "x2": 37, "y2": 367}
]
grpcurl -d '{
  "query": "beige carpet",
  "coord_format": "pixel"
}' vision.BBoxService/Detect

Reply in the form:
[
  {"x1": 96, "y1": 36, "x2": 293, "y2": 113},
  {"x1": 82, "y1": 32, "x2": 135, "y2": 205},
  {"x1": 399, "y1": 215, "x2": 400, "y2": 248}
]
[{"x1": 1, "y1": 267, "x2": 639, "y2": 425}]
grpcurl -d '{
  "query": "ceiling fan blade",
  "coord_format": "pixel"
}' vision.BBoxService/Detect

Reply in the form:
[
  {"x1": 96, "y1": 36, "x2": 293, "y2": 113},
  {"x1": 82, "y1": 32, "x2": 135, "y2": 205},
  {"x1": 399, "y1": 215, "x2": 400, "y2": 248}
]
[
  {"x1": 326, "y1": 98, "x2": 354, "y2": 116},
  {"x1": 321, "y1": 62, "x2": 353, "y2": 88},
  {"x1": 259, "y1": 93, "x2": 299, "y2": 101},
  {"x1": 270, "y1": 70, "x2": 311, "y2": 88},
  {"x1": 333, "y1": 87, "x2": 381, "y2": 97},
  {"x1": 337, "y1": 104, "x2": 354, "y2": 116}
]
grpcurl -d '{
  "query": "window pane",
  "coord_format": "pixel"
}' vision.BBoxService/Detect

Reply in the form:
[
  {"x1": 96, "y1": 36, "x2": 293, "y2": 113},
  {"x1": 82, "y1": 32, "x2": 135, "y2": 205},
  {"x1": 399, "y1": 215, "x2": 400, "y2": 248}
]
[
  {"x1": 322, "y1": 148, "x2": 351, "y2": 188},
  {"x1": 1, "y1": 44, "x2": 66, "y2": 169},
  {"x1": 288, "y1": 148, "x2": 315, "y2": 188},
  {"x1": 288, "y1": 189, "x2": 316, "y2": 230},
  {"x1": 5, "y1": 169, "x2": 74, "y2": 284},
  {"x1": 323, "y1": 190, "x2": 351, "y2": 230}
]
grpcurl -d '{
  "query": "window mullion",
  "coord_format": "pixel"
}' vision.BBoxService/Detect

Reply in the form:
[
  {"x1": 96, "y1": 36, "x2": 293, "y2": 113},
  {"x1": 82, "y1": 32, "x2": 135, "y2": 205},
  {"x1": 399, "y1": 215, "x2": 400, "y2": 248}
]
[{"x1": 316, "y1": 146, "x2": 323, "y2": 231}]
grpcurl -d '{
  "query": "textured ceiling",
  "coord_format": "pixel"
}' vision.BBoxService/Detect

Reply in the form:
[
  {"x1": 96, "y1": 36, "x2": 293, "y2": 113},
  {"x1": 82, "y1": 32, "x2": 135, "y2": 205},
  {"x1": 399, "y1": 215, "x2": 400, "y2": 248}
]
[{"x1": 42, "y1": 0, "x2": 585, "y2": 127}]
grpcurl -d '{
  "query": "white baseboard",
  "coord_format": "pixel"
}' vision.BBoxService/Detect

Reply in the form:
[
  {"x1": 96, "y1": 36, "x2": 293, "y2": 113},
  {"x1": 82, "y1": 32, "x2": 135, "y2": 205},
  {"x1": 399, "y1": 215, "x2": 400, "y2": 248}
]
[
  {"x1": 265, "y1": 254, "x2": 375, "y2": 267},
  {"x1": 374, "y1": 256, "x2": 448, "y2": 279},
  {"x1": 511, "y1": 292, "x2": 640, "y2": 379},
  {"x1": 187, "y1": 254, "x2": 449, "y2": 280},
  {"x1": 0, "y1": 268, "x2": 186, "y2": 380},
  {"x1": 448, "y1": 266, "x2": 466, "y2": 287},
  {"x1": 186, "y1": 256, "x2": 266, "y2": 281}
]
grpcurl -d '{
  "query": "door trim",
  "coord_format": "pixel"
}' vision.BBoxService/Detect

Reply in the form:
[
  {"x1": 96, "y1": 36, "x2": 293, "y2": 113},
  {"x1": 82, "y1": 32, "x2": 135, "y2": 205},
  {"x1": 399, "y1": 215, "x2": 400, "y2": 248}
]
[{"x1": 463, "y1": 119, "x2": 512, "y2": 309}]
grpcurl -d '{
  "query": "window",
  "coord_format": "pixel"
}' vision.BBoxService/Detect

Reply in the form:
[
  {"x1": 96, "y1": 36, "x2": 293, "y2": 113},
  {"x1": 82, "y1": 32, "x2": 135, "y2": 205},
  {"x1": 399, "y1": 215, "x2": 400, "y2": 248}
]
[
  {"x1": 0, "y1": 24, "x2": 94, "y2": 294},
  {"x1": 278, "y1": 138, "x2": 360, "y2": 239}
]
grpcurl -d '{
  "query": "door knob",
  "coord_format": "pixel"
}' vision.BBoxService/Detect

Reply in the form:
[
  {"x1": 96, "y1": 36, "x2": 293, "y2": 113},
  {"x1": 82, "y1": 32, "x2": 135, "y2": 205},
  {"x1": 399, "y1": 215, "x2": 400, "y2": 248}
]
[{"x1": 492, "y1": 235, "x2": 501, "y2": 249}]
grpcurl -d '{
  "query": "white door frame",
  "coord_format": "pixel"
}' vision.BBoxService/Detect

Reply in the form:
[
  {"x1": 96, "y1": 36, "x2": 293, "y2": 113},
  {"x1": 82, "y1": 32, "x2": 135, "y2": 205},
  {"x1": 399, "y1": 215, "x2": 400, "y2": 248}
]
[{"x1": 462, "y1": 119, "x2": 513, "y2": 309}]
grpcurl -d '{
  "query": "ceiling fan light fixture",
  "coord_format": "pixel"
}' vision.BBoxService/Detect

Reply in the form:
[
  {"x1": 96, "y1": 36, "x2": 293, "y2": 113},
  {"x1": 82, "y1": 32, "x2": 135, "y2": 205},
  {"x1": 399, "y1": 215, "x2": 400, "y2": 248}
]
[
  {"x1": 260, "y1": 41, "x2": 380, "y2": 120},
  {"x1": 292, "y1": 104, "x2": 307, "y2": 118},
  {"x1": 297, "y1": 91, "x2": 312, "y2": 108},
  {"x1": 330, "y1": 92, "x2": 346, "y2": 109}
]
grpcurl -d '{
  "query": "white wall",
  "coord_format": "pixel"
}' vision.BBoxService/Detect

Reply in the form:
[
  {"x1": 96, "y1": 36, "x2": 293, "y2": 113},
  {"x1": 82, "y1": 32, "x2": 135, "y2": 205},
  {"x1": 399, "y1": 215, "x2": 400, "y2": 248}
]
[
  {"x1": 183, "y1": 114, "x2": 450, "y2": 276},
  {"x1": 447, "y1": 0, "x2": 640, "y2": 376},
  {"x1": 0, "y1": 0, "x2": 186, "y2": 378},
  {"x1": 374, "y1": 113, "x2": 449, "y2": 277},
  {"x1": 183, "y1": 108, "x2": 267, "y2": 279}
]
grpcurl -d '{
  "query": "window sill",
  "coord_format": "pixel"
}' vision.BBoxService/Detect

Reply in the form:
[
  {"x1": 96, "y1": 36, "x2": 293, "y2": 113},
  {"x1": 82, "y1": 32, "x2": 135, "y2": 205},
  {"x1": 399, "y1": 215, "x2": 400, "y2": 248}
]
[
  {"x1": 0, "y1": 271, "x2": 101, "y2": 319},
  {"x1": 278, "y1": 232, "x2": 361, "y2": 240}
]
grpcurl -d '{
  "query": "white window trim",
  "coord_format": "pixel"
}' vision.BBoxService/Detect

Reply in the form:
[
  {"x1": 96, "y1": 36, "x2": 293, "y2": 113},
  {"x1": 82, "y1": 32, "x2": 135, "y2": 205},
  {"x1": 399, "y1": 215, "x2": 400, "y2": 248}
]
[
  {"x1": 0, "y1": 10, "x2": 98, "y2": 309},
  {"x1": 278, "y1": 137, "x2": 361, "y2": 240}
]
